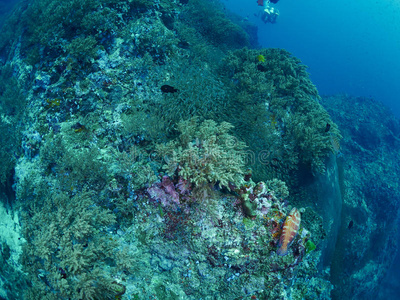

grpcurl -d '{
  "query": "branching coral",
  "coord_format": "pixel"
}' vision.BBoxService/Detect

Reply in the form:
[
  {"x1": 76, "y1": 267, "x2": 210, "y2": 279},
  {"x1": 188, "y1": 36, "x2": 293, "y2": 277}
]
[
  {"x1": 157, "y1": 118, "x2": 247, "y2": 191},
  {"x1": 20, "y1": 190, "x2": 121, "y2": 299},
  {"x1": 39, "y1": 121, "x2": 109, "y2": 192}
]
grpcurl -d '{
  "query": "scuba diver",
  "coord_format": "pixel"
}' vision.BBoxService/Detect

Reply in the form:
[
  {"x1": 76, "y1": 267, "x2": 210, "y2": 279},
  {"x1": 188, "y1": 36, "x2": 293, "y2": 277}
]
[
  {"x1": 257, "y1": 0, "x2": 280, "y2": 24},
  {"x1": 258, "y1": 0, "x2": 279, "y2": 3}
]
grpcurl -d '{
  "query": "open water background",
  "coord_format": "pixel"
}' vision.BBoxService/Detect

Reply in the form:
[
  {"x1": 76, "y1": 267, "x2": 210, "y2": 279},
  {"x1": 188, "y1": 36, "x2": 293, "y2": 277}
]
[{"x1": 225, "y1": 0, "x2": 400, "y2": 119}]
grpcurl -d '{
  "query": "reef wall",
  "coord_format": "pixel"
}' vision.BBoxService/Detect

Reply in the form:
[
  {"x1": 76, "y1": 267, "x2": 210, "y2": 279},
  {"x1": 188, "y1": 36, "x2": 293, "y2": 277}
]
[
  {"x1": 322, "y1": 95, "x2": 400, "y2": 300},
  {"x1": 309, "y1": 154, "x2": 343, "y2": 269}
]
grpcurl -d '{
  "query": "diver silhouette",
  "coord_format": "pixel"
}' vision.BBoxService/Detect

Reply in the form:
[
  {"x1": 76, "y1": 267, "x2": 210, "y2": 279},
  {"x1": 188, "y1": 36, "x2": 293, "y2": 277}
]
[{"x1": 257, "y1": 0, "x2": 280, "y2": 24}]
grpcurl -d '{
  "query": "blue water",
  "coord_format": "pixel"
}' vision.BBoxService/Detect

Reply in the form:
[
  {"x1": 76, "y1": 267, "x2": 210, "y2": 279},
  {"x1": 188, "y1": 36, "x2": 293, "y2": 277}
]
[
  {"x1": 224, "y1": 0, "x2": 400, "y2": 118},
  {"x1": 0, "y1": 0, "x2": 20, "y2": 18}
]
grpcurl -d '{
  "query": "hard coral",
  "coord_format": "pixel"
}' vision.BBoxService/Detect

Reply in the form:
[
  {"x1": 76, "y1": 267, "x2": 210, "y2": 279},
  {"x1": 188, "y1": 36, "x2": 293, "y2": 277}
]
[
  {"x1": 237, "y1": 179, "x2": 288, "y2": 218},
  {"x1": 220, "y1": 48, "x2": 341, "y2": 180}
]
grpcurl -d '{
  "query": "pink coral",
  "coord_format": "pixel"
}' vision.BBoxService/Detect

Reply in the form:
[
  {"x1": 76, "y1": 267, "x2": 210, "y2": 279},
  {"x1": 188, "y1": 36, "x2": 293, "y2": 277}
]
[
  {"x1": 176, "y1": 178, "x2": 191, "y2": 195},
  {"x1": 161, "y1": 176, "x2": 180, "y2": 204},
  {"x1": 147, "y1": 176, "x2": 182, "y2": 207}
]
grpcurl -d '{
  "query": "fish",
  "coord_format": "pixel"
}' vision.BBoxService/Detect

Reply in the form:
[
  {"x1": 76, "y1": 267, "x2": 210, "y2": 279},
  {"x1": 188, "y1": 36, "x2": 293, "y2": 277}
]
[
  {"x1": 277, "y1": 207, "x2": 301, "y2": 256},
  {"x1": 161, "y1": 84, "x2": 179, "y2": 93},
  {"x1": 325, "y1": 123, "x2": 331, "y2": 132},
  {"x1": 329, "y1": 132, "x2": 341, "y2": 155},
  {"x1": 257, "y1": 54, "x2": 266, "y2": 62},
  {"x1": 71, "y1": 122, "x2": 86, "y2": 133},
  {"x1": 348, "y1": 220, "x2": 354, "y2": 229}
]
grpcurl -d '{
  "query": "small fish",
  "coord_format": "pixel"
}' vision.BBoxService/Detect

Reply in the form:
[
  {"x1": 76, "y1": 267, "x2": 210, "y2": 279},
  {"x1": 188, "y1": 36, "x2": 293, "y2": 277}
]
[
  {"x1": 277, "y1": 207, "x2": 301, "y2": 256},
  {"x1": 161, "y1": 84, "x2": 179, "y2": 93},
  {"x1": 348, "y1": 220, "x2": 353, "y2": 229},
  {"x1": 257, "y1": 54, "x2": 266, "y2": 62},
  {"x1": 325, "y1": 123, "x2": 331, "y2": 132},
  {"x1": 71, "y1": 122, "x2": 86, "y2": 133}
]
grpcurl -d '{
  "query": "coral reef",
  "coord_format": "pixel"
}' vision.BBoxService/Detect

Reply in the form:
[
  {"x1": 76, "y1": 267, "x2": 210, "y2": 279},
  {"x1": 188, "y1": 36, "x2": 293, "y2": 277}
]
[
  {"x1": 20, "y1": 191, "x2": 121, "y2": 300},
  {"x1": 123, "y1": 174, "x2": 332, "y2": 299},
  {"x1": 219, "y1": 48, "x2": 341, "y2": 183},
  {"x1": 0, "y1": 0, "x2": 347, "y2": 299}
]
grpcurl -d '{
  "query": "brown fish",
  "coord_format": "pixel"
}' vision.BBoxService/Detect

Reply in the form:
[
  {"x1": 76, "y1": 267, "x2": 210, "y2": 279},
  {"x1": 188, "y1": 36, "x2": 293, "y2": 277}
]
[
  {"x1": 329, "y1": 133, "x2": 341, "y2": 155},
  {"x1": 277, "y1": 208, "x2": 301, "y2": 256}
]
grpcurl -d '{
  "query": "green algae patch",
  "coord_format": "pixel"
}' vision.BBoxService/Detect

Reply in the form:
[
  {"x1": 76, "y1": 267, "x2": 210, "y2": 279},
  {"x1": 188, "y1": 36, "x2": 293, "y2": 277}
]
[{"x1": 305, "y1": 240, "x2": 316, "y2": 253}]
